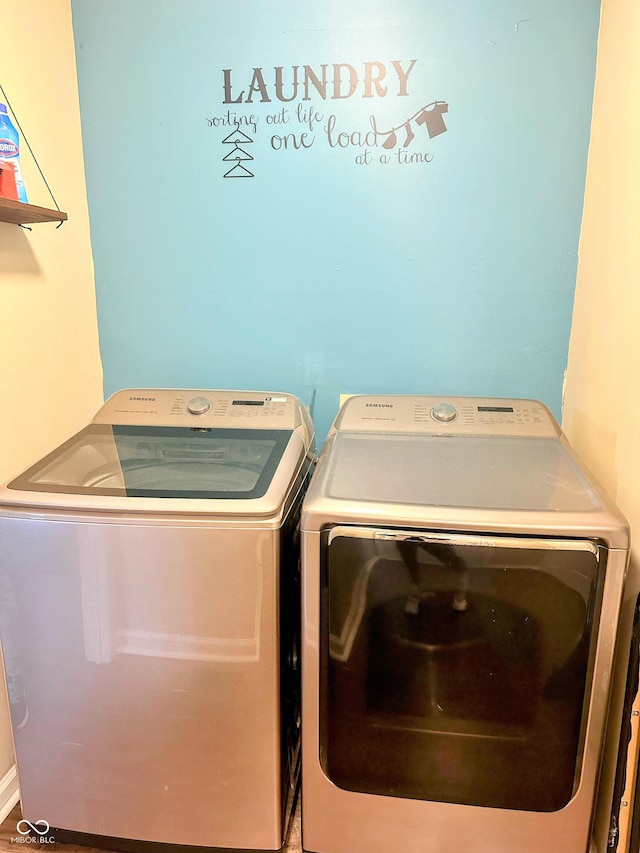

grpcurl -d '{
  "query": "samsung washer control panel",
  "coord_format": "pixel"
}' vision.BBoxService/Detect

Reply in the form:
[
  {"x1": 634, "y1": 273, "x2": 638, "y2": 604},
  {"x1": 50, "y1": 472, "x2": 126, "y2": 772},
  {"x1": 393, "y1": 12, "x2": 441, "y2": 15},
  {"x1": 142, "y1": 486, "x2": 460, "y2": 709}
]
[
  {"x1": 93, "y1": 389, "x2": 303, "y2": 429},
  {"x1": 334, "y1": 395, "x2": 561, "y2": 438}
]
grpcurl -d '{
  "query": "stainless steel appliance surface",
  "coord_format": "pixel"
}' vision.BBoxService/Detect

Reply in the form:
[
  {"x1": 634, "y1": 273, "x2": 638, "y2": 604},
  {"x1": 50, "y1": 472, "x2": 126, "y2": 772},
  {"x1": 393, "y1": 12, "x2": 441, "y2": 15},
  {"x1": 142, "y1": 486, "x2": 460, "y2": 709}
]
[
  {"x1": 300, "y1": 395, "x2": 637, "y2": 853},
  {"x1": 0, "y1": 389, "x2": 315, "y2": 852}
]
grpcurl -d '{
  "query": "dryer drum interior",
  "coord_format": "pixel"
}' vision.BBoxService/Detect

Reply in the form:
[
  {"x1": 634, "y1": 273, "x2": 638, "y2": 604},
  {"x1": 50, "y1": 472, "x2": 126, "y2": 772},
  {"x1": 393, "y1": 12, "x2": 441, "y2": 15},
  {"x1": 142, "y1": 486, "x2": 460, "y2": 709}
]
[{"x1": 321, "y1": 529, "x2": 604, "y2": 813}]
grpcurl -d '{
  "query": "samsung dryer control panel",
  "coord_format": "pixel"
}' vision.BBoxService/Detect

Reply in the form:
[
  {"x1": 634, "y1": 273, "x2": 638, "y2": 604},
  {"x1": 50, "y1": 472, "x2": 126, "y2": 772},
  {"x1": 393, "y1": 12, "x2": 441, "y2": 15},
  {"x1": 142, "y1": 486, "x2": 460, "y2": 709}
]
[
  {"x1": 94, "y1": 389, "x2": 305, "y2": 430},
  {"x1": 333, "y1": 395, "x2": 561, "y2": 438}
]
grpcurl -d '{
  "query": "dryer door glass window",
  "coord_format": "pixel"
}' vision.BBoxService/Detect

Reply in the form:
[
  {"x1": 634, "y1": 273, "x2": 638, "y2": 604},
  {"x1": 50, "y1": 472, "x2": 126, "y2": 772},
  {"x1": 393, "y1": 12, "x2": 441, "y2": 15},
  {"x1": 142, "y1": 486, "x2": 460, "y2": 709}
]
[
  {"x1": 8, "y1": 425, "x2": 292, "y2": 499},
  {"x1": 320, "y1": 528, "x2": 605, "y2": 812}
]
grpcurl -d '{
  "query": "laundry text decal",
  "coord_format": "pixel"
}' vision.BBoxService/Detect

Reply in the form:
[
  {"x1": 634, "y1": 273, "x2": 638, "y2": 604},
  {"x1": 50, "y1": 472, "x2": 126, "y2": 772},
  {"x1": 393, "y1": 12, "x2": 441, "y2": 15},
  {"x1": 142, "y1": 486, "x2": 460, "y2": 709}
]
[{"x1": 206, "y1": 60, "x2": 449, "y2": 178}]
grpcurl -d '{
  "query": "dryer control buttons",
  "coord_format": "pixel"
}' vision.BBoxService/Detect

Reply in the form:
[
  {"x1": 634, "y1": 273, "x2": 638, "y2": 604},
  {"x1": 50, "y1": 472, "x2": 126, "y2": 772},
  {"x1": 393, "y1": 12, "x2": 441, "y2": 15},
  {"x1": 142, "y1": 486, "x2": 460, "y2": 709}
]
[
  {"x1": 187, "y1": 396, "x2": 212, "y2": 416},
  {"x1": 431, "y1": 402, "x2": 458, "y2": 423}
]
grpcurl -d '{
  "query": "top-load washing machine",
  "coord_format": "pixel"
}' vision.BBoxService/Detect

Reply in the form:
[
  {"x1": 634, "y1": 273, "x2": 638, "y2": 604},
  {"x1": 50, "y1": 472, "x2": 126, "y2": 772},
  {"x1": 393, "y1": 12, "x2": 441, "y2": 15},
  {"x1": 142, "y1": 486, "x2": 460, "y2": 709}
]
[
  {"x1": 301, "y1": 395, "x2": 637, "y2": 853},
  {"x1": 0, "y1": 388, "x2": 315, "y2": 852}
]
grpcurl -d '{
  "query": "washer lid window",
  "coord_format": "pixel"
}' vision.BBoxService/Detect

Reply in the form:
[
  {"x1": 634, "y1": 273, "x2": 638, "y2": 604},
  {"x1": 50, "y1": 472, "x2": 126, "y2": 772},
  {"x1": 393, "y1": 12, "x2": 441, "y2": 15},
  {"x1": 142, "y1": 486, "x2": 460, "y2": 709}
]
[{"x1": 8, "y1": 425, "x2": 293, "y2": 500}]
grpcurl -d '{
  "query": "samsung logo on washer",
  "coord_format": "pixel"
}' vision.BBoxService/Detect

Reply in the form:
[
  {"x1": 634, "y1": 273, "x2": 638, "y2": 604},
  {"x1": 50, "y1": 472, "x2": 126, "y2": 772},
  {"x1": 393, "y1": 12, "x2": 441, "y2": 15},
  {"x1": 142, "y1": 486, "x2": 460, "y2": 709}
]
[
  {"x1": 365, "y1": 403, "x2": 394, "y2": 408},
  {"x1": 129, "y1": 397, "x2": 157, "y2": 402}
]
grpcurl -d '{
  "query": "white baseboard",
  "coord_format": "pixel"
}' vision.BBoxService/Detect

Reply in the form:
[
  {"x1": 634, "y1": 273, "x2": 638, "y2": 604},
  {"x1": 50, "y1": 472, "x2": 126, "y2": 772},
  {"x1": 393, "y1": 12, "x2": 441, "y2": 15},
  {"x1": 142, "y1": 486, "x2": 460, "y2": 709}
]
[{"x1": 0, "y1": 764, "x2": 19, "y2": 824}]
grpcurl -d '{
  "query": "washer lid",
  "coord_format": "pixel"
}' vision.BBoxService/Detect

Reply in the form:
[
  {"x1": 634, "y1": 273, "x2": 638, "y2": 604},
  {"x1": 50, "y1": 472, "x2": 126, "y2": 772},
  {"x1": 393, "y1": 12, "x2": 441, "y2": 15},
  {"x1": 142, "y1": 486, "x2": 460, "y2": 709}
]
[
  {"x1": 325, "y1": 432, "x2": 601, "y2": 513},
  {"x1": 7, "y1": 424, "x2": 295, "y2": 501}
]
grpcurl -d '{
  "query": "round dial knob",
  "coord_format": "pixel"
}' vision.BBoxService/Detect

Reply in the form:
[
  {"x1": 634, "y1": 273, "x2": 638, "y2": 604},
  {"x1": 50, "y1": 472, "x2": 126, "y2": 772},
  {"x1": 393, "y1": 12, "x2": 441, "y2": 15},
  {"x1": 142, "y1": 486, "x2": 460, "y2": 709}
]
[
  {"x1": 187, "y1": 396, "x2": 212, "y2": 415},
  {"x1": 431, "y1": 402, "x2": 458, "y2": 423}
]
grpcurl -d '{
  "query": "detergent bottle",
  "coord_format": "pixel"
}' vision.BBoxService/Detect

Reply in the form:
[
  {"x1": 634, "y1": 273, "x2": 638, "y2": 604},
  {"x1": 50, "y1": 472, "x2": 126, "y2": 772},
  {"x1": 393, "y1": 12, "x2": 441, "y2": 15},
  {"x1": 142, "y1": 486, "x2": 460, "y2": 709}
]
[{"x1": 0, "y1": 104, "x2": 28, "y2": 203}]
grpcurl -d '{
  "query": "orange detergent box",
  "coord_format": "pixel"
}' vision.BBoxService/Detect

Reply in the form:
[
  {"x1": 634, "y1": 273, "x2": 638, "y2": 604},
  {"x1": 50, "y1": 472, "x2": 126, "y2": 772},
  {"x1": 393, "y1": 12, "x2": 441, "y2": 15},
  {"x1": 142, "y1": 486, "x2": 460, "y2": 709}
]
[{"x1": 0, "y1": 159, "x2": 18, "y2": 200}]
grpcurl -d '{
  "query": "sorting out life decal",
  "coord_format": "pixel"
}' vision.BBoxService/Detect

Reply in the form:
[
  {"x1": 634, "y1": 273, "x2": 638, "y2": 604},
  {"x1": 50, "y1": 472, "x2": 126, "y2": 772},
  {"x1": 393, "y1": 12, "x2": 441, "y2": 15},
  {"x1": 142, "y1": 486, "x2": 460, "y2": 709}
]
[{"x1": 207, "y1": 60, "x2": 449, "y2": 178}]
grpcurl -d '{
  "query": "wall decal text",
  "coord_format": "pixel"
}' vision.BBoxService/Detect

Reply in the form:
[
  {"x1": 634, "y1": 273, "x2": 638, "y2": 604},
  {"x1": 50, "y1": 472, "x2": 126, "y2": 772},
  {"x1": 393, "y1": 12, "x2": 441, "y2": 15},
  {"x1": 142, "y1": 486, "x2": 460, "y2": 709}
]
[{"x1": 210, "y1": 60, "x2": 449, "y2": 178}]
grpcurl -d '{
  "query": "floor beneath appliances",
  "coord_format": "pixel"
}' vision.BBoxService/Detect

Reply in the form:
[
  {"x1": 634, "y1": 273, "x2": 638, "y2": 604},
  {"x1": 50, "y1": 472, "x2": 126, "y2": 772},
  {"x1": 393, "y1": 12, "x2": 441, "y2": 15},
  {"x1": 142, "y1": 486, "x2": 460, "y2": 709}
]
[{"x1": 0, "y1": 803, "x2": 303, "y2": 853}]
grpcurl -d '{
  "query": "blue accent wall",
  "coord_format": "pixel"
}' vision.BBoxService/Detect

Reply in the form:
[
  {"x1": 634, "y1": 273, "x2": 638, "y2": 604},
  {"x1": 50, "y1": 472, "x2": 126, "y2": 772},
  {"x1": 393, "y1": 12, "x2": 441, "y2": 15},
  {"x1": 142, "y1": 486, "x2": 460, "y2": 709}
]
[{"x1": 71, "y1": 1, "x2": 600, "y2": 440}]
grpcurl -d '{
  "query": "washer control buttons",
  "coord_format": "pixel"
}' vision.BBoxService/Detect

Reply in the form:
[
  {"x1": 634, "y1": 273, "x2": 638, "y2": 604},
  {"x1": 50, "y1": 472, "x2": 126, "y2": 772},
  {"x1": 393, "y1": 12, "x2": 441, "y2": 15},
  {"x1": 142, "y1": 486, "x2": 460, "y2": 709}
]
[
  {"x1": 431, "y1": 402, "x2": 458, "y2": 423},
  {"x1": 187, "y1": 396, "x2": 212, "y2": 415}
]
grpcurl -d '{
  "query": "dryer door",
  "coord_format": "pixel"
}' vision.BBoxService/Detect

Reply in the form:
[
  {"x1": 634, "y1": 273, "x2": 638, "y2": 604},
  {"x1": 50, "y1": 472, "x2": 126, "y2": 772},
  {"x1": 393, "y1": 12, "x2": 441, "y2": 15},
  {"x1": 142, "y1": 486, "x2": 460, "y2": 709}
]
[{"x1": 320, "y1": 527, "x2": 606, "y2": 813}]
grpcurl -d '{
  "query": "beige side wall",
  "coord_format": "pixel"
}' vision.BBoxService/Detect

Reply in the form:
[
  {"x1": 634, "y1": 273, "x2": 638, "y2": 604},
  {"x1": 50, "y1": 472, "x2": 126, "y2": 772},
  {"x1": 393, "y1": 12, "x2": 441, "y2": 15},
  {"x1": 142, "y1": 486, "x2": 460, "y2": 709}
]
[
  {"x1": 563, "y1": 0, "x2": 640, "y2": 558},
  {"x1": 0, "y1": 1, "x2": 103, "y2": 777},
  {"x1": 563, "y1": 4, "x2": 640, "y2": 842}
]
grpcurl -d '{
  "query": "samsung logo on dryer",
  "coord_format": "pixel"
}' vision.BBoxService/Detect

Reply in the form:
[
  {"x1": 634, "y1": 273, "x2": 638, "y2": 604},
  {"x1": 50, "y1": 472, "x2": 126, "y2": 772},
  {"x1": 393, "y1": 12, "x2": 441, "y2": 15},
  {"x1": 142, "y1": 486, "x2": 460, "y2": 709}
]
[
  {"x1": 129, "y1": 396, "x2": 157, "y2": 402},
  {"x1": 365, "y1": 403, "x2": 394, "y2": 408}
]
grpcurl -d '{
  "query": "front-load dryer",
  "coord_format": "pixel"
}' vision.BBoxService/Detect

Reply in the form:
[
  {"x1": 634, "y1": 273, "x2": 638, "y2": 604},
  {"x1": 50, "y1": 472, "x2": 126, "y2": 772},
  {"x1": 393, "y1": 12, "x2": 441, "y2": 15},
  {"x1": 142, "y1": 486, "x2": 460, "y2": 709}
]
[
  {"x1": 300, "y1": 395, "x2": 637, "y2": 853},
  {"x1": 0, "y1": 388, "x2": 315, "y2": 852}
]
